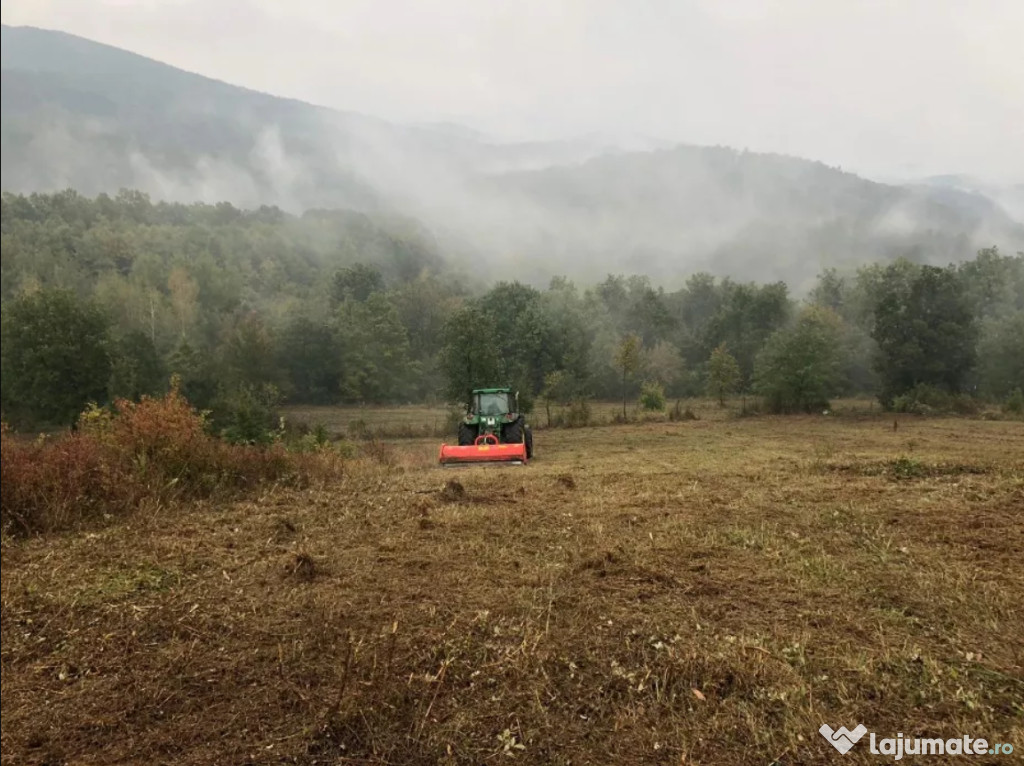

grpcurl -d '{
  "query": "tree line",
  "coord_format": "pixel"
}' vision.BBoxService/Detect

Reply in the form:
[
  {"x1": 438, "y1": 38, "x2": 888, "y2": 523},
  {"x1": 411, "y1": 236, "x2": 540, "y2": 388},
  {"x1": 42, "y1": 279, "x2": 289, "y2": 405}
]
[{"x1": 2, "y1": 191, "x2": 1021, "y2": 433}]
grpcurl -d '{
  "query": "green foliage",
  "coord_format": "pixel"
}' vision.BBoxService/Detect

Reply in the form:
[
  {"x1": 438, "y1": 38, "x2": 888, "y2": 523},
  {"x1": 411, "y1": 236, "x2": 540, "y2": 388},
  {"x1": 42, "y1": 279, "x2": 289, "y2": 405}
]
[
  {"x1": 480, "y1": 281, "x2": 559, "y2": 395},
  {"x1": 871, "y1": 262, "x2": 978, "y2": 407},
  {"x1": 1003, "y1": 388, "x2": 1024, "y2": 415},
  {"x1": 331, "y1": 264, "x2": 385, "y2": 304},
  {"x1": 440, "y1": 304, "x2": 501, "y2": 403},
  {"x1": 223, "y1": 312, "x2": 280, "y2": 388},
  {"x1": 1, "y1": 289, "x2": 111, "y2": 425},
  {"x1": 276, "y1": 314, "x2": 343, "y2": 404},
  {"x1": 563, "y1": 397, "x2": 593, "y2": 427},
  {"x1": 108, "y1": 329, "x2": 166, "y2": 401},
  {"x1": 336, "y1": 294, "x2": 419, "y2": 403},
  {"x1": 2, "y1": 191, "x2": 1019, "y2": 421},
  {"x1": 540, "y1": 370, "x2": 576, "y2": 427},
  {"x1": 699, "y1": 281, "x2": 791, "y2": 384},
  {"x1": 753, "y1": 306, "x2": 843, "y2": 413},
  {"x1": 706, "y1": 342, "x2": 741, "y2": 405},
  {"x1": 614, "y1": 333, "x2": 644, "y2": 417},
  {"x1": 214, "y1": 384, "x2": 284, "y2": 446},
  {"x1": 167, "y1": 339, "x2": 218, "y2": 410},
  {"x1": 891, "y1": 384, "x2": 979, "y2": 415},
  {"x1": 639, "y1": 381, "x2": 666, "y2": 411},
  {"x1": 976, "y1": 312, "x2": 1024, "y2": 399}
]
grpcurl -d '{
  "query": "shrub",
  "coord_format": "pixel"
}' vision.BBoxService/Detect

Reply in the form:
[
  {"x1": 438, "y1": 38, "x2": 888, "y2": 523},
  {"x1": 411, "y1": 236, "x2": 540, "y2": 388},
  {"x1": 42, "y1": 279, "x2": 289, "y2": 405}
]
[
  {"x1": 1, "y1": 385, "x2": 342, "y2": 536},
  {"x1": 214, "y1": 383, "x2": 284, "y2": 446},
  {"x1": 639, "y1": 381, "x2": 666, "y2": 412},
  {"x1": 564, "y1": 397, "x2": 592, "y2": 428},
  {"x1": 1004, "y1": 388, "x2": 1024, "y2": 415},
  {"x1": 0, "y1": 423, "x2": 136, "y2": 534},
  {"x1": 891, "y1": 384, "x2": 979, "y2": 415},
  {"x1": 668, "y1": 400, "x2": 698, "y2": 421}
]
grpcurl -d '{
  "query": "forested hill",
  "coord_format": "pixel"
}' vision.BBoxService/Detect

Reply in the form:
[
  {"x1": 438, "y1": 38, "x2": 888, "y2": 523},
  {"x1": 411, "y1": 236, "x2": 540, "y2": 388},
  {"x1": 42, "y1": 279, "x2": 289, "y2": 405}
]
[
  {"x1": 3, "y1": 24, "x2": 1023, "y2": 288},
  {"x1": 2, "y1": 191, "x2": 1022, "y2": 434}
]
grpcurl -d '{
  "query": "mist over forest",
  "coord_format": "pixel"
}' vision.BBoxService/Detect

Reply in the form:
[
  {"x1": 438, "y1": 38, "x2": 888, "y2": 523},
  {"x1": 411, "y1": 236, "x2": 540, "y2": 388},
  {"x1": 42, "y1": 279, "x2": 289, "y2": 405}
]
[
  {"x1": 3, "y1": 24, "x2": 1022, "y2": 291},
  {"x1": 2, "y1": 23, "x2": 1022, "y2": 432}
]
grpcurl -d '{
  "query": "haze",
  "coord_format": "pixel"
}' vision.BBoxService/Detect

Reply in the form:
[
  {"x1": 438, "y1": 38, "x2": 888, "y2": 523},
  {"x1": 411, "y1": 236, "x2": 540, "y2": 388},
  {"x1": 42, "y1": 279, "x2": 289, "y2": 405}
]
[{"x1": 2, "y1": 0, "x2": 1021, "y2": 183}]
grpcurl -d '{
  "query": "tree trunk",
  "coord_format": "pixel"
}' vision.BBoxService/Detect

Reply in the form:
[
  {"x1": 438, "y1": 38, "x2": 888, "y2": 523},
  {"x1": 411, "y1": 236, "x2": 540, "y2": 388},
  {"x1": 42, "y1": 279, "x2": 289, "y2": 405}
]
[{"x1": 622, "y1": 369, "x2": 627, "y2": 419}]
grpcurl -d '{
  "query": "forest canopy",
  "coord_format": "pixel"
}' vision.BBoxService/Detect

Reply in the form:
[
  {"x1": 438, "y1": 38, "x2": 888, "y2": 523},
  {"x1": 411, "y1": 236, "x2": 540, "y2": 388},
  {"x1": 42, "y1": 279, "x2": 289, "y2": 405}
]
[{"x1": 2, "y1": 190, "x2": 1022, "y2": 430}]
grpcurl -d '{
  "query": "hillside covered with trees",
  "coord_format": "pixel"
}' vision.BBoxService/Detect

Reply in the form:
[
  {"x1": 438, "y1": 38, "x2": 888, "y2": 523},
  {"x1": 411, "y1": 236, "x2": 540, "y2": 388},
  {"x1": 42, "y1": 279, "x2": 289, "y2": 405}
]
[
  {"x1": 4, "y1": 24, "x2": 1023, "y2": 290},
  {"x1": 2, "y1": 191, "x2": 1021, "y2": 436}
]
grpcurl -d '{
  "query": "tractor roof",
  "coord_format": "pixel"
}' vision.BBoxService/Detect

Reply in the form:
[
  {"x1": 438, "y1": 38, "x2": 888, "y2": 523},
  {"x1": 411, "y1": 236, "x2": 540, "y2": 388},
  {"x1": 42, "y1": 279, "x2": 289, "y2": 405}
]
[{"x1": 471, "y1": 387, "x2": 513, "y2": 394}]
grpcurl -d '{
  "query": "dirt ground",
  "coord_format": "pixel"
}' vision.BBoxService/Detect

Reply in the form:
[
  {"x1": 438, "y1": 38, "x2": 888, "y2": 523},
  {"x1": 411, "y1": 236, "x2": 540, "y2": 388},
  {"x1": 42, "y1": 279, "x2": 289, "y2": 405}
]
[{"x1": 2, "y1": 412, "x2": 1022, "y2": 765}]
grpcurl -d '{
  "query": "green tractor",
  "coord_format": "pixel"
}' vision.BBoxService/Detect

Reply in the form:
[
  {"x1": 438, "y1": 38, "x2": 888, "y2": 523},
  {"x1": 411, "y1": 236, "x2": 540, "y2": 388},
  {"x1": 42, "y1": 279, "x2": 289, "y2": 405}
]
[{"x1": 439, "y1": 387, "x2": 534, "y2": 465}]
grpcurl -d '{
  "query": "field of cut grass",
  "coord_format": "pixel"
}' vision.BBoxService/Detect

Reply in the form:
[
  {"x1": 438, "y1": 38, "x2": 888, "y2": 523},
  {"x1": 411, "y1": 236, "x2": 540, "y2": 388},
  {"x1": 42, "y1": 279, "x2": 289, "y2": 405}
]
[
  {"x1": 281, "y1": 397, "x2": 885, "y2": 439},
  {"x1": 2, "y1": 412, "x2": 1022, "y2": 765}
]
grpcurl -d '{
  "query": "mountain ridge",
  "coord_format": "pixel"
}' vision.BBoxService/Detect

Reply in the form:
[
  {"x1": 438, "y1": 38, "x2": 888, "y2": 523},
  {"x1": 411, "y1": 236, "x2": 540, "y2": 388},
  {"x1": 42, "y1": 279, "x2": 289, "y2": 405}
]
[{"x1": 2, "y1": 23, "x2": 1021, "y2": 288}]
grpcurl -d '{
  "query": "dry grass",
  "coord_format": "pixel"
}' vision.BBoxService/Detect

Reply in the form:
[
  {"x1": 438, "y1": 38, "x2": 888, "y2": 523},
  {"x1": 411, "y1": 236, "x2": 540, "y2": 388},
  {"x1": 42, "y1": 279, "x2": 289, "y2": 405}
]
[
  {"x1": 281, "y1": 396, "x2": 880, "y2": 439},
  {"x1": 2, "y1": 413, "x2": 1022, "y2": 765}
]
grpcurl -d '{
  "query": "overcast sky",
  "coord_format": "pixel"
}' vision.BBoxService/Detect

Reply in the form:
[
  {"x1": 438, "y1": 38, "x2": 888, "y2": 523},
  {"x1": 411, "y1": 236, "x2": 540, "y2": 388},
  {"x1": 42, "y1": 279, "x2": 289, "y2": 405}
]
[{"x1": 3, "y1": 0, "x2": 1022, "y2": 182}]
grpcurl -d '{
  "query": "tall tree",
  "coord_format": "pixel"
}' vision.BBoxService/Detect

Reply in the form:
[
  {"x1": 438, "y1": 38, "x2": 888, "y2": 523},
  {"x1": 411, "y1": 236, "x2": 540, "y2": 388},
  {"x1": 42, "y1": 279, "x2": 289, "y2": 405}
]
[
  {"x1": 706, "y1": 342, "x2": 741, "y2": 406},
  {"x1": 277, "y1": 314, "x2": 343, "y2": 403},
  {"x1": 614, "y1": 333, "x2": 643, "y2": 418},
  {"x1": 1, "y1": 289, "x2": 111, "y2": 425},
  {"x1": 754, "y1": 306, "x2": 843, "y2": 413},
  {"x1": 337, "y1": 293, "x2": 418, "y2": 403},
  {"x1": 331, "y1": 264, "x2": 385, "y2": 304},
  {"x1": 440, "y1": 303, "x2": 501, "y2": 403},
  {"x1": 109, "y1": 329, "x2": 166, "y2": 401},
  {"x1": 871, "y1": 264, "x2": 978, "y2": 406}
]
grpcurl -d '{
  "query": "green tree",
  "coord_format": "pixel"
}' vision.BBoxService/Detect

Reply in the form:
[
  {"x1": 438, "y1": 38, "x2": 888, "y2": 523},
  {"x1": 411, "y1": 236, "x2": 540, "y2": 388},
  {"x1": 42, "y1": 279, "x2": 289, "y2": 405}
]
[
  {"x1": 109, "y1": 329, "x2": 166, "y2": 401},
  {"x1": 277, "y1": 314, "x2": 343, "y2": 403},
  {"x1": 440, "y1": 304, "x2": 501, "y2": 403},
  {"x1": 540, "y1": 369, "x2": 582, "y2": 427},
  {"x1": 167, "y1": 339, "x2": 218, "y2": 409},
  {"x1": 337, "y1": 293, "x2": 418, "y2": 403},
  {"x1": 1, "y1": 289, "x2": 111, "y2": 425},
  {"x1": 871, "y1": 264, "x2": 978, "y2": 406},
  {"x1": 639, "y1": 381, "x2": 666, "y2": 411},
  {"x1": 753, "y1": 306, "x2": 843, "y2": 413},
  {"x1": 700, "y1": 281, "x2": 791, "y2": 384},
  {"x1": 977, "y1": 312, "x2": 1024, "y2": 399},
  {"x1": 479, "y1": 281, "x2": 558, "y2": 398},
  {"x1": 706, "y1": 342, "x2": 741, "y2": 405},
  {"x1": 614, "y1": 333, "x2": 643, "y2": 418},
  {"x1": 331, "y1": 263, "x2": 385, "y2": 304},
  {"x1": 222, "y1": 312, "x2": 279, "y2": 389}
]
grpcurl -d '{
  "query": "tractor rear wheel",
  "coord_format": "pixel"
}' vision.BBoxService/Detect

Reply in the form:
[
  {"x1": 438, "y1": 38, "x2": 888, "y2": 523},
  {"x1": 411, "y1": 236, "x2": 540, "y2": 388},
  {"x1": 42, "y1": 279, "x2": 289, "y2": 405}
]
[
  {"x1": 525, "y1": 426, "x2": 534, "y2": 459},
  {"x1": 501, "y1": 420, "x2": 523, "y2": 445},
  {"x1": 457, "y1": 423, "x2": 476, "y2": 446}
]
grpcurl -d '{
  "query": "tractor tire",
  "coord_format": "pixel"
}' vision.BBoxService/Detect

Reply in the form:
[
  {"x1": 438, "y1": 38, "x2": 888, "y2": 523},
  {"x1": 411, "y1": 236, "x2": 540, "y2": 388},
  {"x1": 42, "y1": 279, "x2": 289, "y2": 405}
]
[
  {"x1": 457, "y1": 423, "x2": 476, "y2": 446},
  {"x1": 524, "y1": 425, "x2": 534, "y2": 460},
  {"x1": 501, "y1": 420, "x2": 523, "y2": 445}
]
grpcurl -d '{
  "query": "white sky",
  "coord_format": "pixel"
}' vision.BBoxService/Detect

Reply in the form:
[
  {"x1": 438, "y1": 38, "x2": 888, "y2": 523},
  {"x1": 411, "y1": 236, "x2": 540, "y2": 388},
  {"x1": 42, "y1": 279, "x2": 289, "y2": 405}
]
[{"x1": 3, "y1": 0, "x2": 1022, "y2": 182}]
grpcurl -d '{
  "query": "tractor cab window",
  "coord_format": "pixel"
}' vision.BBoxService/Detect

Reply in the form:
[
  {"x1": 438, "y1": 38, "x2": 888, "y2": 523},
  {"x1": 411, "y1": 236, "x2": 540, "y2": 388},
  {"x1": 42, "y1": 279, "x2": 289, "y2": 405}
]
[{"x1": 475, "y1": 392, "x2": 510, "y2": 417}]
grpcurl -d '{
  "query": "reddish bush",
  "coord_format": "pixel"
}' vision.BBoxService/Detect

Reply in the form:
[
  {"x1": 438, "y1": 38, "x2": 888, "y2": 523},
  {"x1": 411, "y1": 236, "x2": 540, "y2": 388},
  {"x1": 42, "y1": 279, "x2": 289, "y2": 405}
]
[
  {"x1": 1, "y1": 387, "x2": 337, "y2": 536},
  {"x1": 1, "y1": 424, "x2": 138, "y2": 534}
]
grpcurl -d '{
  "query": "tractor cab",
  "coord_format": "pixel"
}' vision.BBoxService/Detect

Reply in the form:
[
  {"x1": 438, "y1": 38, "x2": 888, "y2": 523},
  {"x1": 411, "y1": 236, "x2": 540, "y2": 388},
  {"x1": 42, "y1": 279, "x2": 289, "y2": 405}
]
[{"x1": 470, "y1": 389, "x2": 516, "y2": 418}]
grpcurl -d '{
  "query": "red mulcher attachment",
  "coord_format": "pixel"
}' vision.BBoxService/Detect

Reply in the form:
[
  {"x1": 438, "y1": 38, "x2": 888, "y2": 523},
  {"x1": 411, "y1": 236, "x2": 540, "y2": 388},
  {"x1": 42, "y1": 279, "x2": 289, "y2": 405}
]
[{"x1": 439, "y1": 433, "x2": 528, "y2": 467}]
